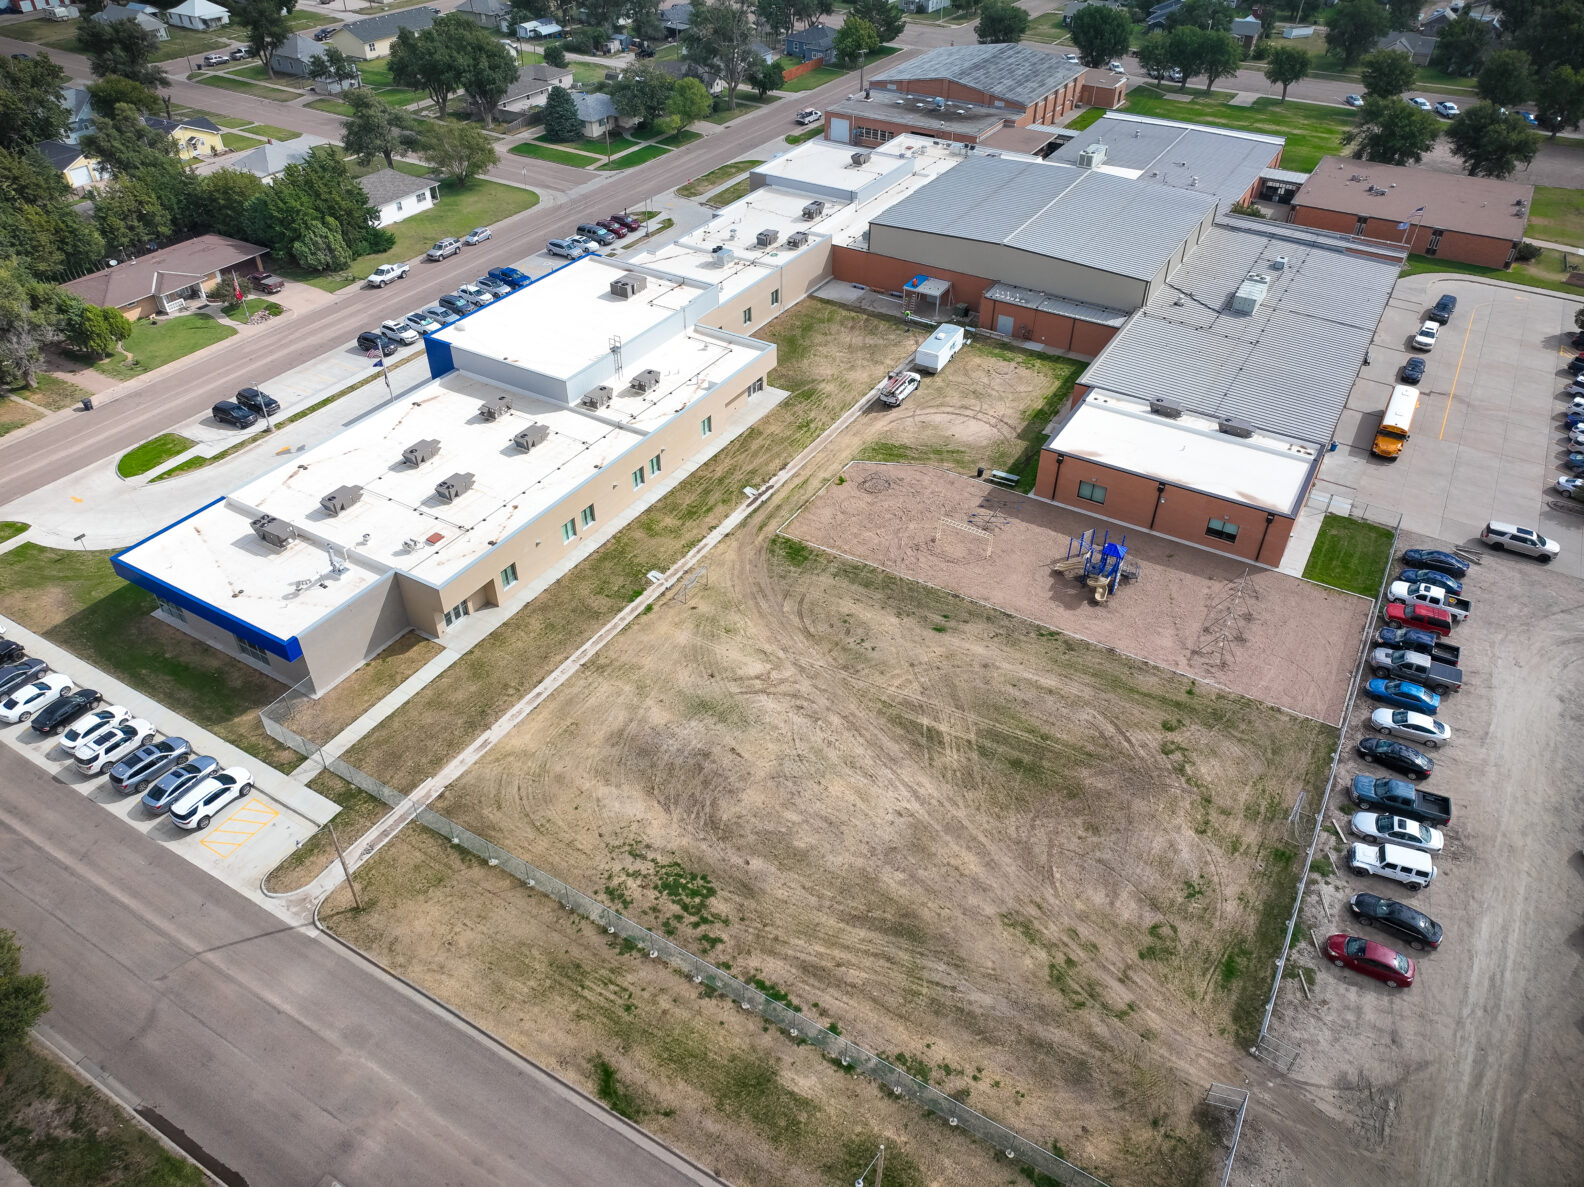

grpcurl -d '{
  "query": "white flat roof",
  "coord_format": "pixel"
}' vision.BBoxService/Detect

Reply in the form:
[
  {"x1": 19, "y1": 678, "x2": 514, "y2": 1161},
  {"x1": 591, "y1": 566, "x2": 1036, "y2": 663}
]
[{"x1": 1051, "y1": 391, "x2": 1318, "y2": 516}]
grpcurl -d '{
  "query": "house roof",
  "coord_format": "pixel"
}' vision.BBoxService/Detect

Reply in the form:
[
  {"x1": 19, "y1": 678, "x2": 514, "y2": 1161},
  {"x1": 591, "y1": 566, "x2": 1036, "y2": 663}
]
[
  {"x1": 358, "y1": 168, "x2": 433, "y2": 207},
  {"x1": 749, "y1": 39, "x2": 774, "y2": 58},
  {"x1": 1044, "y1": 112, "x2": 1283, "y2": 201},
  {"x1": 653, "y1": 58, "x2": 718, "y2": 87},
  {"x1": 503, "y1": 62, "x2": 572, "y2": 101},
  {"x1": 36, "y1": 139, "x2": 86, "y2": 171},
  {"x1": 273, "y1": 32, "x2": 320, "y2": 63},
  {"x1": 789, "y1": 22, "x2": 837, "y2": 48},
  {"x1": 1374, "y1": 30, "x2": 1437, "y2": 55},
  {"x1": 226, "y1": 138, "x2": 320, "y2": 178},
  {"x1": 168, "y1": 0, "x2": 227, "y2": 16},
  {"x1": 871, "y1": 43, "x2": 1084, "y2": 107},
  {"x1": 61, "y1": 234, "x2": 267, "y2": 308},
  {"x1": 572, "y1": 91, "x2": 618, "y2": 122},
  {"x1": 143, "y1": 114, "x2": 222, "y2": 136},
  {"x1": 457, "y1": 0, "x2": 510, "y2": 13},
  {"x1": 338, "y1": 6, "x2": 434, "y2": 43},
  {"x1": 660, "y1": 2, "x2": 691, "y2": 27},
  {"x1": 92, "y1": 4, "x2": 160, "y2": 26},
  {"x1": 1295, "y1": 154, "x2": 1534, "y2": 241}
]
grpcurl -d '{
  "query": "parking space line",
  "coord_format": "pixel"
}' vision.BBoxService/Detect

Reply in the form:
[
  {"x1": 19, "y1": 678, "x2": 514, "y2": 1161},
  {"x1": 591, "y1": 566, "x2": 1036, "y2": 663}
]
[
  {"x1": 1440, "y1": 309, "x2": 1480, "y2": 440},
  {"x1": 200, "y1": 797, "x2": 279, "y2": 858}
]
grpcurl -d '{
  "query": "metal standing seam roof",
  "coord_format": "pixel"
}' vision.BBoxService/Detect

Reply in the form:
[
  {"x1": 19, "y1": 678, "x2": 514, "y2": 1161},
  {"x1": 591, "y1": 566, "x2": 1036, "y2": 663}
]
[
  {"x1": 1045, "y1": 113, "x2": 1283, "y2": 201},
  {"x1": 338, "y1": 6, "x2": 434, "y2": 42},
  {"x1": 1076, "y1": 220, "x2": 1404, "y2": 444},
  {"x1": 872, "y1": 43, "x2": 1084, "y2": 107},
  {"x1": 869, "y1": 154, "x2": 1217, "y2": 281},
  {"x1": 983, "y1": 281, "x2": 1130, "y2": 328}
]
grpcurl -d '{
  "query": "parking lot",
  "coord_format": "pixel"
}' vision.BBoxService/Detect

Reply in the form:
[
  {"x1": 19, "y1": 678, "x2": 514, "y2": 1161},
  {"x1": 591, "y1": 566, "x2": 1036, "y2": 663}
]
[
  {"x1": 1241, "y1": 530, "x2": 1584, "y2": 1186},
  {"x1": 1320, "y1": 273, "x2": 1584, "y2": 579}
]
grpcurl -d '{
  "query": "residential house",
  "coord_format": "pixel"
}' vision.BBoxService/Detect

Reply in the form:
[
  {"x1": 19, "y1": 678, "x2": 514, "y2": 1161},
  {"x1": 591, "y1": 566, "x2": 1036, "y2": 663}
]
[
  {"x1": 269, "y1": 31, "x2": 360, "y2": 84},
  {"x1": 163, "y1": 0, "x2": 228, "y2": 31},
  {"x1": 144, "y1": 114, "x2": 224, "y2": 160},
  {"x1": 330, "y1": 7, "x2": 435, "y2": 61},
  {"x1": 10, "y1": 0, "x2": 75, "y2": 12},
  {"x1": 62, "y1": 234, "x2": 268, "y2": 319},
  {"x1": 91, "y1": 4, "x2": 168, "y2": 39},
  {"x1": 60, "y1": 86, "x2": 94, "y2": 143},
  {"x1": 653, "y1": 57, "x2": 723, "y2": 94},
  {"x1": 785, "y1": 22, "x2": 836, "y2": 62},
  {"x1": 748, "y1": 39, "x2": 776, "y2": 64},
  {"x1": 514, "y1": 16, "x2": 563, "y2": 37},
  {"x1": 1062, "y1": 0, "x2": 1122, "y2": 24},
  {"x1": 659, "y1": 2, "x2": 690, "y2": 36},
  {"x1": 359, "y1": 168, "x2": 439, "y2": 226},
  {"x1": 219, "y1": 137, "x2": 326, "y2": 183},
  {"x1": 902, "y1": 0, "x2": 950, "y2": 12},
  {"x1": 37, "y1": 139, "x2": 107, "y2": 190},
  {"x1": 1374, "y1": 30, "x2": 1437, "y2": 64},
  {"x1": 498, "y1": 62, "x2": 575, "y2": 115},
  {"x1": 456, "y1": 0, "x2": 511, "y2": 31},
  {"x1": 1144, "y1": 0, "x2": 1183, "y2": 30},
  {"x1": 1230, "y1": 14, "x2": 1261, "y2": 49},
  {"x1": 572, "y1": 91, "x2": 624, "y2": 138}
]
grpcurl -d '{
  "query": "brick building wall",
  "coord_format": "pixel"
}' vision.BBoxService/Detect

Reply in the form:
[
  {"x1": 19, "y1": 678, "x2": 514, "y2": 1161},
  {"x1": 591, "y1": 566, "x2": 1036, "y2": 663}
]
[{"x1": 1290, "y1": 205, "x2": 1518, "y2": 269}]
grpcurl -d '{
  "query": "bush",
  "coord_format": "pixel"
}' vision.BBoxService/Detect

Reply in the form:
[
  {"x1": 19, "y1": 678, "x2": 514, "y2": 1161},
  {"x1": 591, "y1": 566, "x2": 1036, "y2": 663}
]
[
  {"x1": 1229, "y1": 200, "x2": 1267, "y2": 218},
  {"x1": 543, "y1": 41, "x2": 567, "y2": 67},
  {"x1": 1515, "y1": 240, "x2": 1543, "y2": 261}
]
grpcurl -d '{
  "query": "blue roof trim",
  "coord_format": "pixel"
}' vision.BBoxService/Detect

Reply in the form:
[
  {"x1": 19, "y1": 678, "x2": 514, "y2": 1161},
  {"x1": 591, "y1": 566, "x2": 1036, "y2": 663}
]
[
  {"x1": 424, "y1": 331, "x2": 454, "y2": 379},
  {"x1": 428, "y1": 253, "x2": 592, "y2": 381}
]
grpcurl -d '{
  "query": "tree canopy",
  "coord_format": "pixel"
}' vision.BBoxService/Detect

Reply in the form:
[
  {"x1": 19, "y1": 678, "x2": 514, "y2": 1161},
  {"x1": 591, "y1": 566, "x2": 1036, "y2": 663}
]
[
  {"x1": 611, "y1": 60, "x2": 676, "y2": 127},
  {"x1": 1344, "y1": 94, "x2": 1441, "y2": 165},
  {"x1": 834, "y1": 14, "x2": 880, "y2": 65},
  {"x1": 975, "y1": 0, "x2": 1028, "y2": 43},
  {"x1": 340, "y1": 88, "x2": 417, "y2": 169},
  {"x1": 416, "y1": 119, "x2": 498, "y2": 185},
  {"x1": 1429, "y1": 13, "x2": 1490, "y2": 76},
  {"x1": 76, "y1": 15, "x2": 168, "y2": 90},
  {"x1": 543, "y1": 84, "x2": 583, "y2": 141},
  {"x1": 1263, "y1": 45, "x2": 1310, "y2": 101},
  {"x1": 683, "y1": 0, "x2": 759, "y2": 109},
  {"x1": 1360, "y1": 48, "x2": 1416, "y2": 97},
  {"x1": 1477, "y1": 49, "x2": 1534, "y2": 107},
  {"x1": 233, "y1": 0, "x2": 297, "y2": 78},
  {"x1": 0, "y1": 54, "x2": 71, "y2": 152},
  {"x1": 1445, "y1": 101, "x2": 1541, "y2": 177},
  {"x1": 850, "y1": 0, "x2": 905, "y2": 42},
  {"x1": 668, "y1": 75, "x2": 714, "y2": 131},
  {"x1": 1069, "y1": 4, "x2": 1132, "y2": 67},
  {"x1": 1323, "y1": 0, "x2": 1390, "y2": 66}
]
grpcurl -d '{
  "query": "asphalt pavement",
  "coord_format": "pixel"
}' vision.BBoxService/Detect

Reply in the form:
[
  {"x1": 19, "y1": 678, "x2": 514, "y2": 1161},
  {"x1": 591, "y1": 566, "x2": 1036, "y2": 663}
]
[{"x1": 0, "y1": 745, "x2": 723, "y2": 1187}]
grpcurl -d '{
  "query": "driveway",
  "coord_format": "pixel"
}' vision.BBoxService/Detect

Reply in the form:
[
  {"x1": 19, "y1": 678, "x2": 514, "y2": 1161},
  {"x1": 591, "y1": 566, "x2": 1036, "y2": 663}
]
[
  {"x1": 0, "y1": 745, "x2": 723, "y2": 1187},
  {"x1": 1318, "y1": 272, "x2": 1584, "y2": 579}
]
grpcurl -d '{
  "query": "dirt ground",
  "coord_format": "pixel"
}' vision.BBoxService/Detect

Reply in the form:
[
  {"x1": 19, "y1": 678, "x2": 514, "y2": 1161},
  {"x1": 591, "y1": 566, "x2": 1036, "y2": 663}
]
[
  {"x1": 1230, "y1": 530, "x2": 1584, "y2": 1187},
  {"x1": 784, "y1": 462, "x2": 1370, "y2": 725}
]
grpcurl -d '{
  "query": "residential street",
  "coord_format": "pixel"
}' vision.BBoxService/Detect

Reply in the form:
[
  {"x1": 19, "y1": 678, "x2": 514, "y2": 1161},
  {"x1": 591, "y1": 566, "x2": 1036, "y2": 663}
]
[{"x1": 0, "y1": 745, "x2": 722, "y2": 1187}]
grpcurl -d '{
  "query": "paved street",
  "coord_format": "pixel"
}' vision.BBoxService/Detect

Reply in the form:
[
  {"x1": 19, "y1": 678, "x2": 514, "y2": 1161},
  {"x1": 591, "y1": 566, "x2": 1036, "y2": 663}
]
[{"x1": 0, "y1": 745, "x2": 723, "y2": 1187}]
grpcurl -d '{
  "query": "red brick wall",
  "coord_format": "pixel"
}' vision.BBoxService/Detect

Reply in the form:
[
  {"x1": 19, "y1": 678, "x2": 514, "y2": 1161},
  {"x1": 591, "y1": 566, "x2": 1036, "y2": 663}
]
[
  {"x1": 1290, "y1": 204, "x2": 1517, "y2": 268},
  {"x1": 832, "y1": 245, "x2": 994, "y2": 310},
  {"x1": 1078, "y1": 78, "x2": 1126, "y2": 108},
  {"x1": 979, "y1": 295, "x2": 1119, "y2": 358}
]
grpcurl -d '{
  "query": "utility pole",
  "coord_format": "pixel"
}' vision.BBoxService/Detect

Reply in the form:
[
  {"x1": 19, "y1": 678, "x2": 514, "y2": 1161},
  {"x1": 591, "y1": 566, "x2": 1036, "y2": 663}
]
[{"x1": 328, "y1": 821, "x2": 363, "y2": 908}]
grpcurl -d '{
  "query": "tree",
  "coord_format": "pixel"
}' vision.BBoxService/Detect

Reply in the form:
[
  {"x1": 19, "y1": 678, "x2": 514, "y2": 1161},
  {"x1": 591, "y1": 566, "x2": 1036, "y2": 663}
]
[
  {"x1": 1136, "y1": 30, "x2": 1172, "y2": 82},
  {"x1": 1323, "y1": 0, "x2": 1389, "y2": 67},
  {"x1": 0, "y1": 261, "x2": 63, "y2": 390},
  {"x1": 1262, "y1": 45, "x2": 1309, "y2": 100},
  {"x1": 86, "y1": 74, "x2": 159, "y2": 118},
  {"x1": 232, "y1": 0, "x2": 296, "y2": 79},
  {"x1": 683, "y1": 0, "x2": 759, "y2": 110},
  {"x1": 292, "y1": 220, "x2": 352, "y2": 271},
  {"x1": 1576, "y1": 303, "x2": 1584, "y2": 333},
  {"x1": 341, "y1": 89, "x2": 415, "y2": 169},
  {"x1": 0, "y1": 930, "x2": 50, "y2": 1055},
  {"x1": 1165, "y1": 25, "x2": 1216, "y2": 88},
  {"x1": 93, "y1": 176, "x2": 173, "y2": 257},
  {"x1": 975, "y1": 0, "x2": 1028, "y2": 43},
  {"x1": 197, "y1": 168, "x2": 267, "y2": 240},
  {"x1": 542, "y1": 41, "x2": 568, "y2": 67},
  {"x1": 747, "y1": 57, "x2": 785, "y2": 97},
  {"x1": 1070, "y1": 5, "x2": 1132, "y2": 67},
  {"x1": 60, "y1": 300, "x2": 132, "y2": 358},
  {"x1": 1503, "y1": 0, "x2": 1584, "y2": 77},
  {"x1": 1164, "y1": 0, "x2": 1232, "y2": 30},
  {"x1": 1534, "y1": 64, "x2": 1584, "y2": 136},
  {"x1": 389, "y1": 22, "x2": 467, "y2": 118},
  {"x1": 0, "y1": 53, "x2": 71, "y2": 152},
  {"x1": 457, "y1": 30, "x2": 520, "y2": 125},
  {"x1": 758, "y1": 0, "x2": 794, "y2": 36},
  {"x1": 1386, "y1": 0, "x2": 1419, "y2": 29},
  {"x1": 1345, "y1": 94, "x2": 1441, "y2": 165},
  {"x1": 1197, "y1": 30, "x2": 1241, "y2": 92},
  {"x1": 834, "y1": 14, "x2": 880, "y2": 65},
  {"x1": 543, "y1": 84, "x2": 582, "y2": 141},
  {"x1": 1477, "y1": 49, "x2": 1534, "y2": 108},
  {"x1": 308, "y1": 45, "x2": 362, "y2": 91},
  {"x1": 1429, "y1": 13, "x2": 1490, "y2": 77},
  {"x1": 1446, "y1": 101, "x2": 1541, "y2": 177},
  {"x1": 667, "y1": 75, "x2": 713, "y2": 131},
  {"x1": 611, "y1": 60, "x2": 676, "y2": 127},
  {"x1": 75, "y1": 16, "x2": 168, "y2": 89},
  {"x1": 1360, "y1": 48, "x2": 1416, "y2": 97},
  {"x1": 851, "y1": 0, "x2": 905, "y2": 42},
  {"x1": 416, "y1": 118, "x2": 499, "y2": 184}
]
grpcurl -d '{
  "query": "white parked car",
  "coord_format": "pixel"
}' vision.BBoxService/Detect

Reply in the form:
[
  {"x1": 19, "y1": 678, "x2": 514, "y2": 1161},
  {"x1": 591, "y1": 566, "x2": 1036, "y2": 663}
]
[
  {"x1": 380, "y1": 318, "x2": 419, "y2": 345},
  {"x1": 462, "y1": 226, "x2": 492, "y2": 245},
  {"x1": 169, "y1": 766, "x2": 253, "y2": 830},
  {"x1": 1433, "y1": 100, "x2": 1459, "y2": 117},
  {"x1": 1409, "y1": 96, "x2": 1432, "y2": 110},
  {"x1": 1371, "y1": 708, "x2": 1451, "y2": 748},
  {"x1": 1347, "y1": 842, "x2": 1437, "y2": 891},
  {"x1": 457, "y1": 282, "x2": 494, "y2": 305},
  {"x1": 1349, "y1": 811, "x2": 1445, "y2": 854},
  {"x1": 1556, "y1": 476, "x2": 1584, "y2": 495},
  {"x1": 1063, "y1": 52, "x2": 1079, "y2": 62},
  {"x1": 1411, "y1": 321, "x2": 1439, "y2": 350},
  {"x1": 0, "y1": 673, "x2": 73, "y2": 723},
  {"x1": 60, "y1": 704, "x2": 129, "y2": 750},
  {"x1": 1480, "y1": 520, "x2": 1560, "y2": 560},
  {"x1": 367, "y1": 262, "x2": 410, "y2": 288},
  {"x1": 73, "y1": 717, "x2": 156, "y2": 775}
]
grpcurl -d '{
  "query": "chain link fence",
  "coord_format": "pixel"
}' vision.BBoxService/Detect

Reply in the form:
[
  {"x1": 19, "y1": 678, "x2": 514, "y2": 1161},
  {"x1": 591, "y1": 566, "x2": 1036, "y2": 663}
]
[{"x1": 1304, "y1": 489, "x2": 1403, "y2": 533}]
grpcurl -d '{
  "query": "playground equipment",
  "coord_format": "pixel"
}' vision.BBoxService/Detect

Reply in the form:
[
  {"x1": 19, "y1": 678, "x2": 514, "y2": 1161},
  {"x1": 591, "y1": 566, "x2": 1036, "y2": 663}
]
[{"x1": 1052, "y1": 528, "x2": 1141, "y2": 603}]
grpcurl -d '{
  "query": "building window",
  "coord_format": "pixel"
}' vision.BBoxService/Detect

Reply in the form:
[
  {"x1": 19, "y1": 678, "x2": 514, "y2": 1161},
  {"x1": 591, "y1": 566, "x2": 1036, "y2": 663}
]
[
  {"x1": 770, "y1": 288, "x2": 780, "y2": 306},
  {"x1": 749, "y1": 377, "x2": 764, "y2": 395},
  {"x1": 1206, "y1": 517, "x2": 1240, "y2": 543},
  {"x1": 701, "y1": 415, "x2": 712, "y2": 437},
  {"x1": 855, "y1": 126, "x2": 894, "y2": 144},
  {"x1": 580, "y1": 503, "x2": 596, "y2": 528},
  {"x1": 156, "y1": 597, "x2": 186, "y2": 623},
  {"x1": 742, "y1": 307, "x2": 753, "y2": 325},
  {"x1": 1426, "y1": 228, "x2": 1443, "y2": 256},
  {"x1": 235, "y1": 635, "x2": 269, "y2": 664},
  {"x1": 500, "y1": 563, "x2": 518, "y2": 589},
  {"x1": 1354, "y1": 216, "x2": 1368, "y2": 236},
  {"x1": 649, "y1": 453, "x2": 661, "y2": 476},
  {"x1": 562, "y1": 518, "x2": 577, "y2": 543},
  {"x1": 632, "y1": 466, "x2": 645, "y2": 489},
  {"x1": 443, "y1": 599, "x2": 470, "y2": 627},
  {"x1": 395, "y1": 200, "x2": 403, "y2": 212},
  {"x1": 1077, "y1": 480, "x2": 1107, "y2": 505}
]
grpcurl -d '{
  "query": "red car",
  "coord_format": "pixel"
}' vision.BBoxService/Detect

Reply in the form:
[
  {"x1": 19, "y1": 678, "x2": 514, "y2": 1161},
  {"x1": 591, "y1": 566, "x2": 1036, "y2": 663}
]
[
  {"x1": 246, "y1": 271, "x2": 285, "y2": 294},
  {"x1": 1384, "y1": 602, "x2": 1452, "y2": 636},
  {"x1": 594, "y1": 218, "x2": 628, "y2": 238},
  {"x1": 608, "y1": 212, "x2": 641, "y2": 231},
  {"x1": 1326, "y1": 933, "x2": 1415, "y2": 988}
]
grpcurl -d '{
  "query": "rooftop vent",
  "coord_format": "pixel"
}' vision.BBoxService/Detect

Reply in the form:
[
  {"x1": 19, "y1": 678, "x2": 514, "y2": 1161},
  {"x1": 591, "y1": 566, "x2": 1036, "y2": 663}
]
[
  {"x1": 581, "y1": 385, "x2": 614, "y2": 410},
  {"x1": 1076, "y1": 142, "x2": 1107, "y2": 168},
  {"x1": 610, "y1": 272, "x2": 647, "y2": 299},
  {"x1": 850, "y1": 151, "x2": 871, "y2": 166},
  {"x1": 1270, "y1": 255, "x2": 1288, "y2": 271},
  {"x1": 402, "y1": 438, "x2": 441, "y2": 466},
  {"x1": 932, "y1": 96, "x2": 945, "y2": 109},
  {"x1": 1231, "y1": 272, "x2": 1270, "y2": 315},
  {"x1": 478, "y1": 395, "x2": 511, "y2": 422},
  {"x1": 434, "y1": 472, "x2": 475, "y2": 502},
  {"x1": 513, "y1": 423, "x2": 550, "y2": 451},
  {"x1": 801, "y1": 200, "x2": 825, "y2": 220},
  {"x1": 250, "y1": 515, "x2": 296, "y2": 549},
  {"x1": 1148, "y1": 397, "x2": 1184, "y2": 420},
  {"x1": 1217, "y1": 416, "x2": 1255, "y2": 439},
  {"x1": 711, "y1": 245, "x2": 735, "y2": 267},
  {"x1": 319, "y1": 485, "x2": 362, "y2": 516},
  {"x1": 785, "y1": 230, "x2": 810, "y2": 249},
  {"x1": 755, "y1": 228, "x2": 780, "y2": 248},
  {"x1": 632, "y1": 368, "x2": 662, "y2": 392}
]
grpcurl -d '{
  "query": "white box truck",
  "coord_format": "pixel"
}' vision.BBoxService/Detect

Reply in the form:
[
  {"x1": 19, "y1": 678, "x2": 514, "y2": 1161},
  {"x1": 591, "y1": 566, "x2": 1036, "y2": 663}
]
[{"x1": 915, "y1": 324, "x2": 965, "y2": 374}]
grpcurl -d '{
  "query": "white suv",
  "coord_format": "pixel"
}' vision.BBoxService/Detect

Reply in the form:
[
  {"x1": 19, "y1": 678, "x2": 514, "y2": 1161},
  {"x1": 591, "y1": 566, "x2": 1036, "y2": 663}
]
[
  {"x1": 1481, "y1": 521, "x2": 1560, "y2": 561},
  {"x1": 1348, "y1": 842, "x2": 1437, "y2": 891},
  {"x1": 1411, "y1": 321, "x2": 1439, "y2": 350}
]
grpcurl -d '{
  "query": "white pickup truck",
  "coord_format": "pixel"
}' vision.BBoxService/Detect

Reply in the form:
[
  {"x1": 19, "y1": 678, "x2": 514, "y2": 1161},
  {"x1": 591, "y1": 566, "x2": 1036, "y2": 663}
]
[
  {"x1": 366, "y1": 262, "x2": 410, "y2": 288},
  {"x1": 1387, "y1": 581, "x2": 1472, "y2": 621}
]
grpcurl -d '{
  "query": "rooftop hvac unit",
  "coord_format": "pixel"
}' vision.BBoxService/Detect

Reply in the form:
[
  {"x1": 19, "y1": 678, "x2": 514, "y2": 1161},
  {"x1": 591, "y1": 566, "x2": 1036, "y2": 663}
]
[
  {"x1": 402, "y1": 438, "x2": 441, "y2": 465},
  {"x1": 932, "y1": 96, "x2": 945, "y2": 110},
  {"x1": 513, "y1": 423, "x2": 550, "y2": 451},
  {"x1": 801, "y1": 200, "x2": 825, "y2": 220},
  {"x1": 1270, "y1": 255, "x2": 1288, "y2": 271},
  {"x1": 1218, "y1": 417, "x2": 1255, "y2": 439},
  {"x1": 435, "y1": 472, "x2": 475, "y2": 502},
  {"x1": 610, "y1": 272, "x2": 648, "y2": 299},
  {"x1": 319, "y1": 485, "x2": 362, "y2": 516},
  {"x1": 632, "y1": 368, "x2": 662, "y2": 392},
  {"x1": 755, "y1": 228, "x2": 780, "y2": 248},
  {"x1": 711, "y1": 245, "x2": 735, "y2": 267},
  {"x1": 850, "y1": 151, "x2": 871, "y2": 166},
  {"x1": 250, "y1": 515, "x2": 296, "y2": 549},
  {"x1": 478, "y1": 394, "x2": 511, "y2": 422},
  {"x1": 1231, "y1": 272, "x2": 1270, "y2": 315},
  {"x1": 785, "y1": 230, "x2": 810, "y2": 249},
  {"x1": 1148, "y1": 397, "x2": 1184, "y2": 420},
  {"x1": 581, "y1": 385, "x2": 614, "y2": 409},
  {"x1": 1077, "y1": 142, "x2": 1107, "y2": 168}
]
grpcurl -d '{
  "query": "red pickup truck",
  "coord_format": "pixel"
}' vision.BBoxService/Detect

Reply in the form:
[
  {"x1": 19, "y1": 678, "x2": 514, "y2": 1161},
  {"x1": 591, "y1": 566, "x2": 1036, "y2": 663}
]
[{"x1": 1384, "y1": 603, "x2": 1453, "y2": 636}]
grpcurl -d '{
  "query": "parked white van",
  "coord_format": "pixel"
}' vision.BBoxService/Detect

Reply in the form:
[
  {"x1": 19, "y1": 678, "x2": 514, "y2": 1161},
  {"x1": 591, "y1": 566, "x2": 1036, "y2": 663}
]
[{"x1": 915, "y1": 324, "x2": 965, "y2": 374}]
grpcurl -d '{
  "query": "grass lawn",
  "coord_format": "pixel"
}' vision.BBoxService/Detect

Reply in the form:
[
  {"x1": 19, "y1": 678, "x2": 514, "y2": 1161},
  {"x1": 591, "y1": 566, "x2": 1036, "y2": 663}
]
[
  {"x1": 206, "y1": 114, "x2": 255, "y2": 129},
  {"x1": 0, "y1": 1041, "x2": 204, "y2": 1187},
  {"x1": 226, "y1": 299, "x2": 284, "y2": 322},
  {"x1": 306, "y1": 98, "x2": 356, "y2": 117},
  {"x1": 1067, "y1": 106, "x2": 1106, "y2": 131},
  {"x1": 92, "y1": 315, "x2": 236, "y2": 381},
  {"x1": 1022, "y1": 11, "x2": 1073, "y2": 41},
  {"x1": 225, "y1": 62, "x2": 313, "y2": 88},
  {"x1": 267, "y1": 262, "x2": 359, "y2": 293},
  {"x1": 2, "y1": 17, "x2": 82, "y2": 49},
  {"x1": 779, "y1": 65, "x2": 845, "y2": 92},
  {"x1": 1401, "y1": 248, "x2": 1584, "y2": 297},
  {"x1": 1120, "y1": 87, "x2": 1354, "y2": 171},
  {"x1": 1527, "y1": 185, "x2": 1584, "y2": 248},
  {"x1": 373, "y1": 85, "x2": 431, "y2": 108},
  {"x1": 0, "y1": 394, "x2": 44, "y2": 439},
  {"x1": 222, "y1": 132, "x2": 264, "y2": 151},
  {"x1": 597, "y1": 143, "x2": 669, "y2": 170},
  {"x1": 9, "y1": 372, "x2": 92, "y2": 413},
  {"x1": 151, "y1": 27, "x2": 233, "y2": 62},
  {"x1": 511, "y1": 140, "x2": 598, "y2": 167},
  {"x1": 0, "y1": 523, "x2": 26, "y2": 544},
  {"x1": 706, "y1": 175, "x2": 752, "y2": 206},
  {"x1": 784, "y1": 126, "x2": 821, "y2": 144},
  {"x1": 677, "y1": 158, "x2": 761, "y2": 198},
  {"x1": 1302, "y1": 514, "x2": 1395, "y2": 597},
  {"x1": 196, "y1": 75, "x2": 296, "y2": 102},
  {"x1": 243, "y1": 123, "x2": 303, "y2": 141},
  {"x1": 573, "y1": 134, "x2": 642, "y2": 156},
  {"x1": 117, "y1": 433, "x2": 194, "y2": 478},
  {"x1": 571, "y1": 61, "x2": 609, "y2": 87},
  {"x1": 704, "y1": 94, "x2": 769, "y2": 124},
  {"x1": 656, "y1": 128, "x2": 703, "y2": 147}
]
